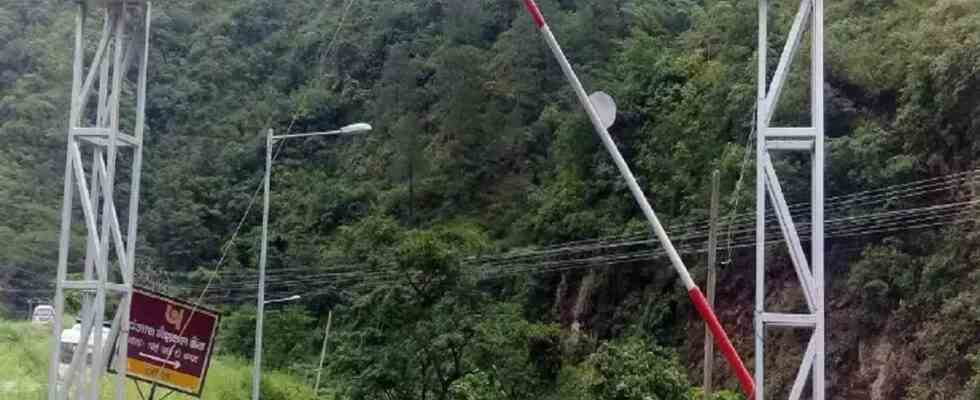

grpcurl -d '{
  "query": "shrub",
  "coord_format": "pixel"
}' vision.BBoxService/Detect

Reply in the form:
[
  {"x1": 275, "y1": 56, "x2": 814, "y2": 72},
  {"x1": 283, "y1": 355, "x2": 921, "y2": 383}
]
[
  {"x1": 578, "y1": 337, "x2": 692, "y2": 400},
  {"x1": 217, "y1": 305, "x2": 316, "y2": 369}
]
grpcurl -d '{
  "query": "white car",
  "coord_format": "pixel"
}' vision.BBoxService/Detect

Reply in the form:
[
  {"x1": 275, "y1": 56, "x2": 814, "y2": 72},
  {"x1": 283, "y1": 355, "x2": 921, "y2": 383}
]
[
  {"x1": 31, "y1": 305, "x2": 55, "y2": 325},
  {"x1": 57, "y1": 324, "x2": 113, "y2": 383}
]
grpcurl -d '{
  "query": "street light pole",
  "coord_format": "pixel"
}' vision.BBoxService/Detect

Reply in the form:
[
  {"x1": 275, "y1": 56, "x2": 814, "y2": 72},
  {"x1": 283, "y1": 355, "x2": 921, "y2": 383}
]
[
  {"x1": 251, "y1": 123, "x2": 371, "y2": 400},
  {"x1": 252, "y1": 128, "x2": 273, "y2": 400}
]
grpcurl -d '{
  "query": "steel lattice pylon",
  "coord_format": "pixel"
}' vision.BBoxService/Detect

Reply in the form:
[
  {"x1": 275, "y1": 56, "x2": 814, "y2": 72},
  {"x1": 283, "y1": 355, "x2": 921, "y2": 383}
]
[
  {"x1": 755, "y1": 0, "x2": 826, "y2": 398},
  {"x1": 47, "y1": 1, "x2": 152, "y2": 399}
]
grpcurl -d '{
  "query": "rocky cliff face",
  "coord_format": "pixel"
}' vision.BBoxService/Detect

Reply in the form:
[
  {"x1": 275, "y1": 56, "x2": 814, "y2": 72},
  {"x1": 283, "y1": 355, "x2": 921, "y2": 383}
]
[
  {"x1": 682, "y1": 242, "x2": 979, "y2": 400},
  {"x1": 552, "y1": 233, "x2": 980, "y2": 399}
]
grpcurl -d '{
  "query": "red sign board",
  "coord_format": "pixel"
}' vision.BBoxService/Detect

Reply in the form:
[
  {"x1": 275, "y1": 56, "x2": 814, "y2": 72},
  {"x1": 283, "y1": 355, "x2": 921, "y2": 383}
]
[{"x1": 120, "y1": 288, "x2": 220, "y2": 396}]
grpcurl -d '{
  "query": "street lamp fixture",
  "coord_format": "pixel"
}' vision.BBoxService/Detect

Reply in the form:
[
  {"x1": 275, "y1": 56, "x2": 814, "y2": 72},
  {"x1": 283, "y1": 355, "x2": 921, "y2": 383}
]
[
  {"x1": 263, "y1": 295, "x2": 301, "y2": 305},
  {"x1": 340, "y1": 122, "x2": 372, "y2": 134},
  {"x1": 271, "y1": 122, "x2": 373, "y2": 141}
]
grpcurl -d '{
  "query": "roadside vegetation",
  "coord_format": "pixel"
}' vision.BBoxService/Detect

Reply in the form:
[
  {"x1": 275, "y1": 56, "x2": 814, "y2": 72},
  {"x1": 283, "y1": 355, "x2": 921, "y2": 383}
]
[
  {"x1": 0, "y1": 0, "x2": 978, "y2": 399},
  {"x1": 0, "y1": 320, "x2": 315, "y2": 400}
]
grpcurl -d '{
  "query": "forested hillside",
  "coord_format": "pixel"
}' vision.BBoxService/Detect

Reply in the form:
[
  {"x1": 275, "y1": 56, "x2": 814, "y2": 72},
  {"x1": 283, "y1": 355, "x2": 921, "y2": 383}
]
[{"x1": 1, "y1": 0, "x2": 978, "y2": 399}]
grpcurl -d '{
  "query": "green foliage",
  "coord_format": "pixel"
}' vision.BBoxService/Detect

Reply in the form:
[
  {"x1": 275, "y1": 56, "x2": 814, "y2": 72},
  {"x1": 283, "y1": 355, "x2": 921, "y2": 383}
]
[
  {"x1": 688, "y1": 389, "x2": 745, "y2": 400},
  {"x1": 555, "y1": 364, "x2": 595, "y2": 400},
  {"x1": 468, "y1": 303, "x2": 563, "y2": 399},
  {"x1": 520, "y1": 169, "x2": 619, "y2": 243},
  {"x1": 558, "y1": 336, "x2": 693, "y2": 400},
  {"x1": 847, "y1": 239, "x2": 920, "y2": 327},
  {"x1": 1, "y1": 0, "x2": 979, "y2": 397},
  {"x1": 844, "y1": 224, "x2": 980, "y2": 396},
  {"x1": 328, "y1": 226, "x2": 565, "y2": 400},
  {"x1": 828, "y1": 119, "x2": 916, "y2": 191},
  {"x1": 829, "y1": 0, "x2": 980, "y2": 174},
  {"x1": 905, "y1": 229, "x2": 980, "y2": 399},
  {"x1": 217, "y1": 306, "x2": 257, "y2": 359},
  {"x1": 0, "y1": 322, "x2": 49, "y2": 398},
  {"x1": 0, "y1": 319, "x2": 315, "y2": 400},
  {"x1": 218, "y1": 305, "x2": 316, "y2": 370},
  {"x1": 191, "y1": 357, "x2": 317, "y2": 400},
  {"x1": 960, "y1": 353, "x2": 980, "y2": 400}
]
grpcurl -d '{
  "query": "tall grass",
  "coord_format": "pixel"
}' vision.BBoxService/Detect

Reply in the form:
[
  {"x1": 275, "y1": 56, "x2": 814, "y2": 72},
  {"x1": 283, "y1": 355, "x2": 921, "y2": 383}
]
[
  {"x1": 0, "y1": 321, "x2": 49, "y2": 400},
  {"x1": 0, "y1": 320, "x2": 316, "y2": 400}
]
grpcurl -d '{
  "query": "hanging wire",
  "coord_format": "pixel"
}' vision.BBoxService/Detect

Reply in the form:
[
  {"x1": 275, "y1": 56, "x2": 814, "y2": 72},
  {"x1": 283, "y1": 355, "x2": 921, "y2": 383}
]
[
  {"x1": 318, "y1": 0, "x2": 359, "y2": 79},
  {"x1": 722, "y1": 106, "x2": 757, "y2": 266},
  {"x1": 146, "y1": 116, "x2": 299, "y2": 384},
  {"x1": 9, "y1": 172, "x2": 975, "y2": 303},
  {"x1": 157, "y1": 194, "x2": 980, "y2": 304}
]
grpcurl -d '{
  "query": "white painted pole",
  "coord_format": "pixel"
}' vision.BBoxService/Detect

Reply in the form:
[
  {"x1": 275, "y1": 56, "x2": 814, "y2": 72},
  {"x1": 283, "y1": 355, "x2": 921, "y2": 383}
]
[
  {"x1": 115, "y1": 5, "x2": 151, "y2": 399},
  {"x1": 704, "y1": 170, "x2": 720, "y2": 399},
  {"x1": 811, "y1": 0, "x2": 826, "y2": 398},
  {"x1": 89, "y1": 9, "x2": 126, "y2": 398},
  {"x1": 755, "y1": 0, "x2": 768, "y2": 398},
  {"x1": 88, "y1": 35, "x2": 109, "y2": 398},
  {"x1": 313, "y1": 310, "x2": 333, "y2": 395},
  {"x1": 529, "y1": 8, "x2": 696, "y2": 292},
  {"x1": 48, "y1": 6, "x2": 84, "y2": 398},
  {"x1": 519, "y1": 1, "x2": 754, "y2": 396},
  {"x1": 252, "y1": 129, "x2": 273, "y2": 400}
]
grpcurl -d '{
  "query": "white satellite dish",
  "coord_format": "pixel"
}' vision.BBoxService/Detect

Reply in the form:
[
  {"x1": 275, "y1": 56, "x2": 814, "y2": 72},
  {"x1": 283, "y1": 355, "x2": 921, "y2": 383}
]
[{"x1": 589, "y1": 91, "x2": 617, "y2": 129}]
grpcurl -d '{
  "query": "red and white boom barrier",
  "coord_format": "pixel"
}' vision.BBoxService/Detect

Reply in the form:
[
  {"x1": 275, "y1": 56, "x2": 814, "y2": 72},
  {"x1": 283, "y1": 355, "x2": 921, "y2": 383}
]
[{"x1": 520, "y1": 0, "x2": 755, "y2": 397}]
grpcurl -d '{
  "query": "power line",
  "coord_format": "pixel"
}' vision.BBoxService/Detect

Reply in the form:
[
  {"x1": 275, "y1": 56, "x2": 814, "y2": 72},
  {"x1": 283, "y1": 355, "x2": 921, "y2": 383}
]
[
  {"x1": 9, "y1": 168, "x2": 971, "y2": 307},
  {"x1": 173, "y1": 198, "x2": 979, "y2": 297},
  {"x1": 468, "y1": 198, "x2": 980, "y2": 277},
  {"x1": 186, "y1": 168, "x2": 977, "y2": 292},
  {"x1": 470, "y1": 170, "x2": 980, "y2": 266},
  {"x1": 183, "y1": 195, "x2": 980, "y2": 286},
  {"x1": 723, "y1": 104, "x2": 758, "y2": 264},
  {"x1": 318, "y1": 0, "x2": 359, "y2": 78}
]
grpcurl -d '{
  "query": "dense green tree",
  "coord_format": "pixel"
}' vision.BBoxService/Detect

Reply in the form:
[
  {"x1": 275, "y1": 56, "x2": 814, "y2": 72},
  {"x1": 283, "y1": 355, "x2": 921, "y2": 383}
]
[
  {"x1": 569, "y1": 336, "x2": 692, "y2": 400},
  {"x1": 1, "y1": 0, "x2": 978, "y2": 397},
  {"x1": 218, "y1": 304, "x2": 316, "y2": 370}
]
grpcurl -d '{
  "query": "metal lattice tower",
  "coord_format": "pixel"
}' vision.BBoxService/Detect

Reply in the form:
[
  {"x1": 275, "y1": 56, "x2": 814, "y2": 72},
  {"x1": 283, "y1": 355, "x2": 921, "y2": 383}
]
[
  {"x1": 48, "y1": 1, "x2": 152, "y2": 399},
  {"x1": 755, "y1": 0, "x2": 825, "y2": 398}
]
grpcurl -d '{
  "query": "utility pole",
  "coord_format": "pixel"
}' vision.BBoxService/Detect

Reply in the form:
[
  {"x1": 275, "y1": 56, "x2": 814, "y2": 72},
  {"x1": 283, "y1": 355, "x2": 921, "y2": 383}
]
[
  {"x1": 704, "y1": 170, "x2": 720, "y2": 399},
  {"x1": 408, "y1": 129, "x2": 416, "y2": 226},
  {"x1": 253, "y1": 129, "x2": 273, "y2": 400},
  {"x1": 313, "y1": 310, "x2": 333, "y2": 394}
]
